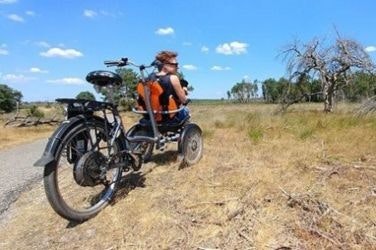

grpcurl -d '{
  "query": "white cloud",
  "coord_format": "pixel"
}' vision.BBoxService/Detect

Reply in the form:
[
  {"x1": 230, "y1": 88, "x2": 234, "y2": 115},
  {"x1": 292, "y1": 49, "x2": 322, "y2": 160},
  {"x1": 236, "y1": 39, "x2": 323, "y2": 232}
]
[
  {"x1": 2, "y1": 74, "x2": 23, "y2": 81},
  {"x1": 1, "y1": 74, "x2": 35, "y2": 83},
  {"x1": 201, "y1": 46, "x2": 209, "y2": 53},
  {"x1": 7, "y1": 14, "x2": 24, "y2": 22},
  {"x1": 36, "y1": 41, "x2": 51, "y2": 48},
  {"x1": 83, "y1": 9, "x2": 97, "y2": 18},
  {"x1": 183, "y1": 64, "x2": 198, "y2": 71},
  {"x1": 40, "y1": 48, "x2": 83, "y2": 59},
  {"x1": 29, "y1": 67, "x2": 48, "y2": 74},
  {"x1": 100, "y1": 10, "x2": 110, "y2": 16},
  {"x1": 0, "y1": 0, "x2": 18, "y2": 4},
  {"x1": 365, "y1": 46, "x2": 376, "y2": 53},
  {"x1": 47, "y1": 78, "x2": 85, "y2": 85},
  {"x1": 211, "y1": 66, "x2": 231, "y2": 71},
  {"x1": 216, "y1": 41, "x2": 248, "y2": 55},
  {"x1": 183, "y1": 42, "x2": 192, "y2": 46},
  {"x1": 155, "y1": 27, "x2": 174, "y2": 36},
  {"x1": 0, "y1": 49, "x2": 8, "y2": 55},
  {"x1": 25, "y1": 11, "x2": 35, "y2": 16},
  {"x1": 0, "y1": 44, "x2": 8, "y2": 55},
  {"x1": 99, "y1": 10, "x2": 123, "y2": 18}
]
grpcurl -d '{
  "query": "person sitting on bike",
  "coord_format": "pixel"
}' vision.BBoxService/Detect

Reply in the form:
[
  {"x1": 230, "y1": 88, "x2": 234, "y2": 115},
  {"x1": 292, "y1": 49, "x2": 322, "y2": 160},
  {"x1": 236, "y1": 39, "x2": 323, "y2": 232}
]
[{"x1": 151, "y1": 50, "x2": 190, "y2": 123}]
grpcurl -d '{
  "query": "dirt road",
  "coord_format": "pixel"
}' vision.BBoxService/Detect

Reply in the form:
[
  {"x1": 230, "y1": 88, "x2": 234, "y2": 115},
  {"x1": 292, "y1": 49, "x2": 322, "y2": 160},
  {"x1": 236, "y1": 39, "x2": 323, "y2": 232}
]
[{"x1": 0, "y1": 139, "x2": 46, "y2": 215}]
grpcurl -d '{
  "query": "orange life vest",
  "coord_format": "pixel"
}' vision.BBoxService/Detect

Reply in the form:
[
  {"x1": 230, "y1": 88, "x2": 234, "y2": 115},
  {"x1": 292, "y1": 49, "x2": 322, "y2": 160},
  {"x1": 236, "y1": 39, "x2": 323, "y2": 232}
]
[{"x1": 136, "y1": 74, "x2": 179, "y2": 122}]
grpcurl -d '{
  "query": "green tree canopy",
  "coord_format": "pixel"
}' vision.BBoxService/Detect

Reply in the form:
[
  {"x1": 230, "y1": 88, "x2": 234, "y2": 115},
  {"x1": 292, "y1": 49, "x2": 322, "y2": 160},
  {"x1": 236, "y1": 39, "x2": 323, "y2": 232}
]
[
  {"x1": 99, "y1": 68, "x2": 139, "y2": 104},
  {"x1": 76, "y1": 91, "x2": 96, "y2": 101},
  {"x1": 0, "y1": 84, "x2": 23, "y2": 113},
  {"x1": 343, "y1": 71, "x2": 376, "y2": 101},
  {"x1": 262, "y1": 78, "x2": 280, "y2": 103},
  {"x1": 230, "y1": 80, "x2": 258, "y2": 103}
]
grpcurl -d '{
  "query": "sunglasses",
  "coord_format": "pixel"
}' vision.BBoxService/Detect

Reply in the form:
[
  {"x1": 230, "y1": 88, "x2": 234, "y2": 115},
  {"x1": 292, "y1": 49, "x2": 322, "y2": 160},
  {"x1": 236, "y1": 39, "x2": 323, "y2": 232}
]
[{"x1": 165, "y1": 62, "x2": 179, "y2": 67}]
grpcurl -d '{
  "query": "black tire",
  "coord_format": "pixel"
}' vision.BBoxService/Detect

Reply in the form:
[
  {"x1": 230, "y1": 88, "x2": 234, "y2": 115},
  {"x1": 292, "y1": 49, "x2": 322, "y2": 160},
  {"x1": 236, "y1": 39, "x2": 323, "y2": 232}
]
[
  {"x1": 127, "y1": 125, "x2": 154, "y2": 162},
  {"x1": 180, "y1": 125, "x2": 203, "y2": 167},
  {"x1": 43, "y1": 119, "x2": 124, "y2": 222}
]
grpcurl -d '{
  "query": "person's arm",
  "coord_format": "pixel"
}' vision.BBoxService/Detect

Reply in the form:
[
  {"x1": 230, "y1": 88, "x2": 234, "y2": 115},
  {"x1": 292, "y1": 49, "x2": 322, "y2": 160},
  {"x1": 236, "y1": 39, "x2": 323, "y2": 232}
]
[
  {"x1": 170, "y1": 75, "x2": 188, "y2": 104},
  {"x1": 180, "y1": 79, "x2": 189, "y2": 95}
]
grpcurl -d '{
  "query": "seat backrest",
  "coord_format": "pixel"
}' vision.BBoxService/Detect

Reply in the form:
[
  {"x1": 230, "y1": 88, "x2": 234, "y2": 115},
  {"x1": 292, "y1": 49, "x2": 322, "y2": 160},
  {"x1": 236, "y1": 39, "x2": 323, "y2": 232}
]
[{"x1": 136, "y1": 80, "x2": 178, "y2": 122}]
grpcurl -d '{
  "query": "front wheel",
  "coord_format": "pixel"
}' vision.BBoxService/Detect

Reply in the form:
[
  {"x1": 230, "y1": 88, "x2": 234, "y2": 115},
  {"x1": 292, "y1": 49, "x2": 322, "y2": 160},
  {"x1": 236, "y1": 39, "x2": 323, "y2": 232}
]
[
  {"x1": 127, "y1": 125, "x2": 154, "y2": 163},
  {"x1": 179, "y1": 124, "x2": 203, "y2": 168},
  {"x1": 43, "y1": 119, "x2": 124, "y2": 222}
]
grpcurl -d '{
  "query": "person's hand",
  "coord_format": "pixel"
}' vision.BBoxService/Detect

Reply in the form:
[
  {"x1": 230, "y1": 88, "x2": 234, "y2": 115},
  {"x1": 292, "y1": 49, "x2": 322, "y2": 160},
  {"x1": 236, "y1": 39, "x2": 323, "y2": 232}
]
[
  {"x1": 183, "y1": 98, "x2": 191, "y2": 105},
  {"x1": 183, "y1": 87, "x2": 188, "y2": 95}
]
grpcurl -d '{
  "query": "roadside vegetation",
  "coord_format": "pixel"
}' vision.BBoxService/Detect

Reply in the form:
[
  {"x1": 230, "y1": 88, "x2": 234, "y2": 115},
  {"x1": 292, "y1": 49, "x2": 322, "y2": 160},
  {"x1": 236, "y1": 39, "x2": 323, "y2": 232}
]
[{"x1": 0, "y1": 104, "x2": 62, "y2": 149}]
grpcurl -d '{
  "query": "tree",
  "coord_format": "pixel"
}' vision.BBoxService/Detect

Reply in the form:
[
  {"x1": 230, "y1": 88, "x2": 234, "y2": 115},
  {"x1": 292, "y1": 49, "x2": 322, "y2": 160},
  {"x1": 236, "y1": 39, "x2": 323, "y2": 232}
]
[
  {"x1": 230, "y1": 80, "x2": 258, "y2": 103},
  {"x1": 117, "y1": 68, "x2": 139, "y2": 98},
  {"x1": 283, "y1": 35, "x2": 375, "y2": 112},
  {"x1": 262, "y1": 78, "x2": 288, "y2": 103},
  {"x1": 76, "y1": 91, "x2": 96, "y2": 101},
  {"x1": 0, "y1": 84, "x2": 23, "y2": 113},
  {"x1": 226, "y1": 90, "x2": 231, "y2": 100},
  {"x1": 98, "y1": 68, "x2": 139, "y2": 104},
  {"x1": 343, "y1": 72, "x2": 376, "y2": 101}
]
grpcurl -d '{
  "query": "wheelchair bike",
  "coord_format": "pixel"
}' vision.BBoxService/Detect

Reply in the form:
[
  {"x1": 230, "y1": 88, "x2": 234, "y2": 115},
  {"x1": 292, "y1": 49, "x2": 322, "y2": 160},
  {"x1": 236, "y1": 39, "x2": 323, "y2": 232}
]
[{"x1": 34, "y1": 57, "x2": 203, "y2": 221}]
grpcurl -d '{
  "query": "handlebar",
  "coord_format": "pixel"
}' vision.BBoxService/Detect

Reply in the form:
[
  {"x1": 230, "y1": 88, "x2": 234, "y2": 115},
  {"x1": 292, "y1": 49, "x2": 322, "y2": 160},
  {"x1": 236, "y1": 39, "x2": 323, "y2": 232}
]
[
  {"x1": 104, "y1": 57, "x2": 154, "y2": 70},
  {"x1": 104, "y1": 57, "x2": 128, "y2": 67}
]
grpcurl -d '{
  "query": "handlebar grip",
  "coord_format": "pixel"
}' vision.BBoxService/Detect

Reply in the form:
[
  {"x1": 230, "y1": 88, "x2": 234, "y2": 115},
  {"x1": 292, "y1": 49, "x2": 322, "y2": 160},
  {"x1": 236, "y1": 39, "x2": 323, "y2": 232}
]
[
  {"x1": 120, "y1": 58, "x2": 128, "y2": 65},
  {"x1": 104, "y1": 61, "x2": 120, "y2": 66},
  {"x1": 104, "y1": 58, "x2": 128, "y2": 67}
]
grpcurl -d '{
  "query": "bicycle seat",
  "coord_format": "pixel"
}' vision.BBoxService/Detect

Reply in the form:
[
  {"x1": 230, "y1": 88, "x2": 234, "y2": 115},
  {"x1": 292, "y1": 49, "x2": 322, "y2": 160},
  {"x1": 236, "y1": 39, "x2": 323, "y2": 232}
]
[{"x1": 86, "y1": 70, "x2": 122, "y2": 86}]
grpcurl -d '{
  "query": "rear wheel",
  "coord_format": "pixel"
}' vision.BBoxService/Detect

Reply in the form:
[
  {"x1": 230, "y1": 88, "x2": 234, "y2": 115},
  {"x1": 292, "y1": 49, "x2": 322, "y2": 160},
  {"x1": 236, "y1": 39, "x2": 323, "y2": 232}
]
[{"x1": 43, "y1": 119, "x2": 124, "y2": 222}]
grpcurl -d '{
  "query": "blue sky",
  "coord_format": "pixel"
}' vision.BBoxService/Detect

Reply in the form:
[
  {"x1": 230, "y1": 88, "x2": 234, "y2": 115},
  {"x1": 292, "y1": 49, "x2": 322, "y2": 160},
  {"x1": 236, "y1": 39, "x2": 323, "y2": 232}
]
[{"x1": 1, "y1": 0, "x2": 376, "y2": 101}]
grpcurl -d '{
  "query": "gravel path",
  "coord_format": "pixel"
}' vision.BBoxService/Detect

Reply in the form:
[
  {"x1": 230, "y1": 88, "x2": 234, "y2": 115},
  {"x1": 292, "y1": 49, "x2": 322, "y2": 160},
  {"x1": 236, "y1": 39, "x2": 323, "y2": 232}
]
[{"x1": 0, "y1": 139, "x2": 47, "y2": 214}]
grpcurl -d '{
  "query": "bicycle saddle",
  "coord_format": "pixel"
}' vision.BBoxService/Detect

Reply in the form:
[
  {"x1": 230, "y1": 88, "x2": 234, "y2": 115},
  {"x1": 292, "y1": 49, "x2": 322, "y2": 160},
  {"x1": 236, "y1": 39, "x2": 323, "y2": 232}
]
[{"x1": 86, "y1": 70, "x2": 122, "y2": 86}]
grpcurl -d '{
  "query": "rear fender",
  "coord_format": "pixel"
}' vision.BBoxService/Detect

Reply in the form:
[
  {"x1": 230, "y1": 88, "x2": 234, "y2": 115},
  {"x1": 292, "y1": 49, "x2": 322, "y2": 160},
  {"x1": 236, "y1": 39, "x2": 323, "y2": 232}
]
[{"x1": 34, "y1": 115, "x2": 108, "y2": 167}]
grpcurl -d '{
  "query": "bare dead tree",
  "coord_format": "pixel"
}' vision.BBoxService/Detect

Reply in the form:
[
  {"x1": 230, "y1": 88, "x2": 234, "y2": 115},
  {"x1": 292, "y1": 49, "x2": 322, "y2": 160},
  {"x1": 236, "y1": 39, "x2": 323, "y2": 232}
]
[
  {"x1": 356, "y1": 95, "x2": 376, "y2": 117},
  {"x1": 282, "y1": 35, "x2": 375, "y2": 112}
]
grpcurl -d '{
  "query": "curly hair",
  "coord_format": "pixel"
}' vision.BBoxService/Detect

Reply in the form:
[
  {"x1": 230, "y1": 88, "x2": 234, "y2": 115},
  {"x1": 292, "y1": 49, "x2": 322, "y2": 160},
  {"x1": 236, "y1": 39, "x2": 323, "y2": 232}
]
[{"x1": 155, "y1": 51, "x2": 178, "y2": 63}]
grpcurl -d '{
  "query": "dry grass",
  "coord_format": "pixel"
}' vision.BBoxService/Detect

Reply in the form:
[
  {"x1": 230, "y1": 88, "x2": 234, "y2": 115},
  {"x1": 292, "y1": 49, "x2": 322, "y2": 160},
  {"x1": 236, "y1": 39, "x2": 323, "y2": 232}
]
[
  {"x1": 1, "y1": 103, "x2": 376, "y2": 249},
  {"x1": 0, "y1": 123, "x2": 54, "y2": 150},
  {"x1": 0, "y1": 106, "x2": 61, "y2": 150}
]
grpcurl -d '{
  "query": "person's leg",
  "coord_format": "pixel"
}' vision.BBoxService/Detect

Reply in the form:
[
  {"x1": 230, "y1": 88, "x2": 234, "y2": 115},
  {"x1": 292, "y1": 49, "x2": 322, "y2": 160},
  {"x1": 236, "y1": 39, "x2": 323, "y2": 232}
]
[{"x1": 177, "y1": 106, "x2": 190, "y2": 121}]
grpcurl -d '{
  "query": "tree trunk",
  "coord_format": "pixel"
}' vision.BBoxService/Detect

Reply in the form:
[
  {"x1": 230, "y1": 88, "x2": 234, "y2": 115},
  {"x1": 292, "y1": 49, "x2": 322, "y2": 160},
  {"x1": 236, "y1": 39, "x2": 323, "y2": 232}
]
[{"x1": 324, "y1": 86, "x2": 335, "y2": 112}]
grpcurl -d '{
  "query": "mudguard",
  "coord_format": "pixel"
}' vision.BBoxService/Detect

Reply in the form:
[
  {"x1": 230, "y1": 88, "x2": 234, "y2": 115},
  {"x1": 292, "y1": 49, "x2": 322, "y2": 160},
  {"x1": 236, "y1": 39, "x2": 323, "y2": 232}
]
[
  {"x1": 33, "y1": 115, "x2": 116, "y2": 168},
  {"x1": 177, "y1": 122, "x2": 202, "y2": 155}
]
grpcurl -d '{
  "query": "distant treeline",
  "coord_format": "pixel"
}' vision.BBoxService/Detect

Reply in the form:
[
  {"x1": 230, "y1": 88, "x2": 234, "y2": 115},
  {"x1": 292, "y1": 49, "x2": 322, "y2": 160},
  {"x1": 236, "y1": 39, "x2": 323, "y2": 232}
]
[
  {"x1": 263, "y1": 72, "x2": 376, "y2": 103},
  {"x1": 228, "y1": 72, "x2": 376, "y2": 104}
]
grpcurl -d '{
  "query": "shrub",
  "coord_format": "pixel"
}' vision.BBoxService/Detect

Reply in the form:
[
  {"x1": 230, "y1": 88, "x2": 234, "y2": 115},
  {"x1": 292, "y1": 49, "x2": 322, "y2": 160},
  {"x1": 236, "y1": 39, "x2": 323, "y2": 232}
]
[
  {"x1": 27, "y1": 105, "x2": 45, "y2": 118},
  {"x1": 248, "y1": 127, "x2": 263, "y2": 143},
  {"x1": 119, "y1": 98, "x2": 135, "y2": 111}
]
